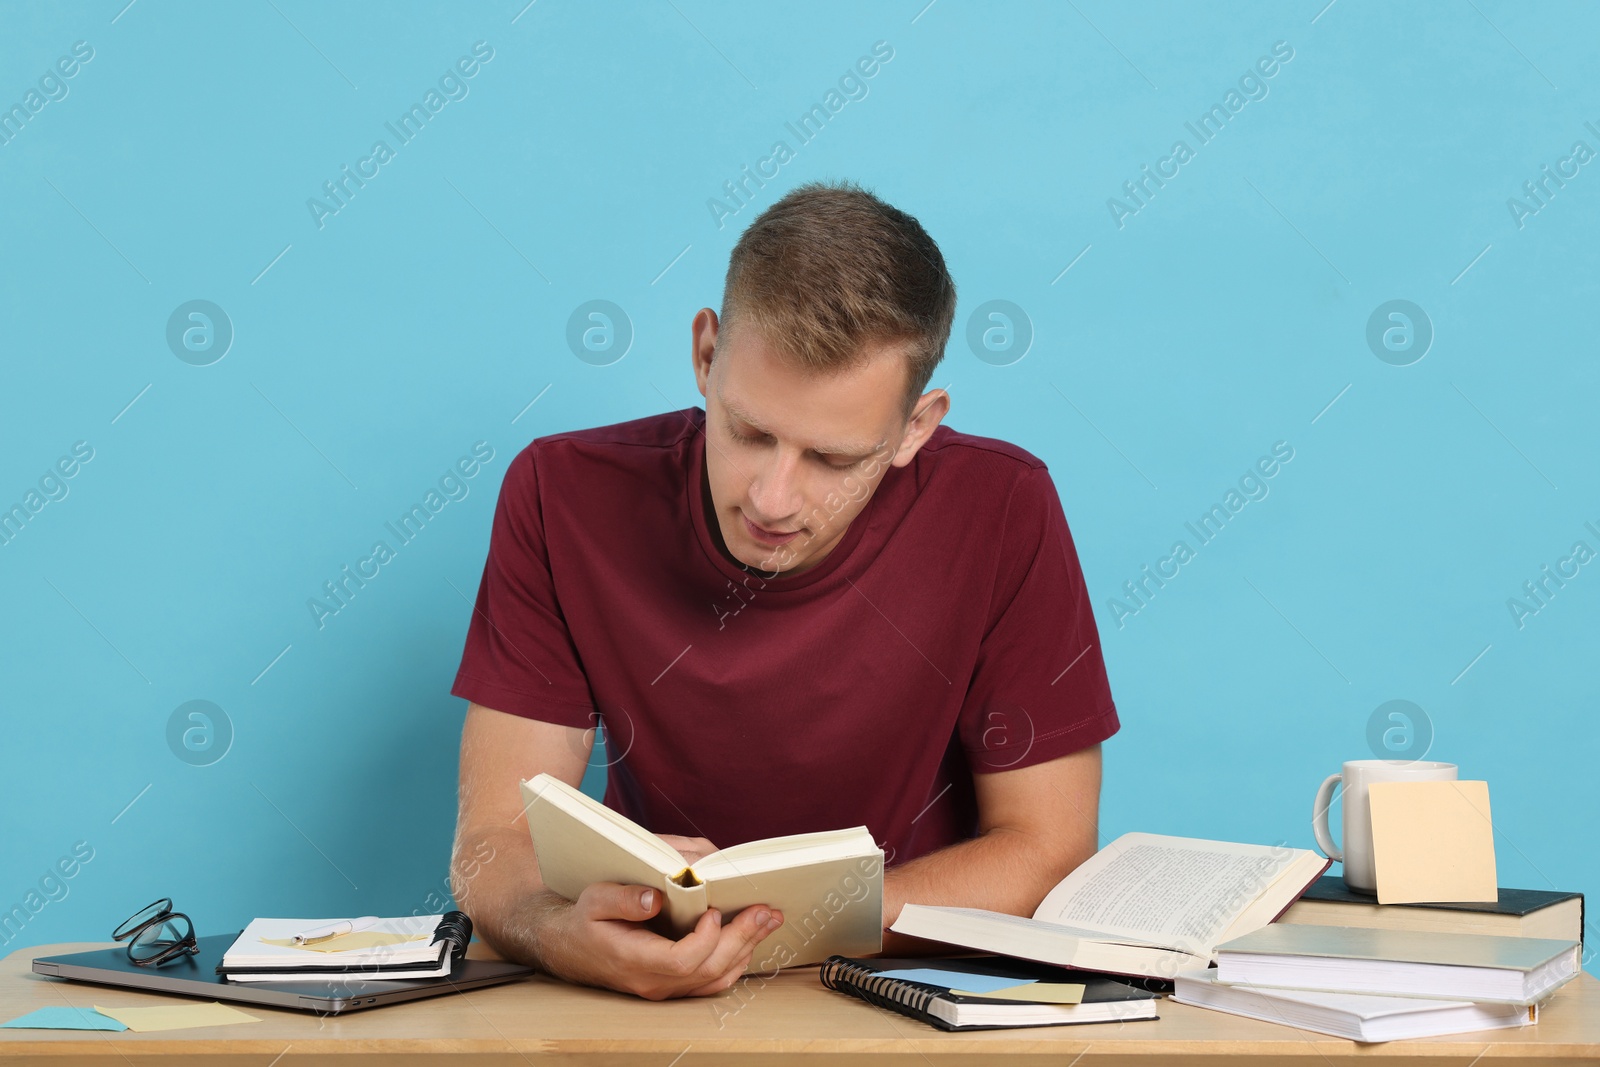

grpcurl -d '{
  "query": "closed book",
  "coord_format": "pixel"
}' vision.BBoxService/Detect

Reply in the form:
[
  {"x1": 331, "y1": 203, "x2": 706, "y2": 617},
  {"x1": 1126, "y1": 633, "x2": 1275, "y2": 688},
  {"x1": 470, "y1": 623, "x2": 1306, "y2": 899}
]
[
  {"x1": 218, "y1": 913, "x2": 472, "y2": 982},
  {"x1": 889, "y1": 833, "x2": 1329, "y2": 980},
  {"x1": 1174, "y1": 968, "x2": 1538, "y2": 1042},
  {"x1": 1214, "y1": 924, "x2": 1581, "y2": 1006},
  {"x1": 521, "y1": 774, "x2": 883, "y2": 971},
  {"x1": 1280, "y1": 877, "x2": 1584, "y2": 943},
  {"x1": 820, "y1": 955, "x2": 1161, "y2": 1031}
]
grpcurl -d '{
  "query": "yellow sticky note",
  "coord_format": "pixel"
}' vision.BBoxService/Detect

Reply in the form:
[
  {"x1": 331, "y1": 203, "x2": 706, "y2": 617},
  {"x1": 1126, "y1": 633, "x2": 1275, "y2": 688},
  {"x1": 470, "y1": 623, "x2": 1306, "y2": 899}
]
[
  {"x1": 950, "y1": 982, "x2": 1086, "y2": 1004},
  {"x1": 1369, "y1": 780, "x2": 1498, "y2": 904},
  {"x1": 93, "y1": 1002, "x2": 259, "y2": 1032},
  {"x1": 260, "y1": 931, "x2": 427, "y2": 952}
]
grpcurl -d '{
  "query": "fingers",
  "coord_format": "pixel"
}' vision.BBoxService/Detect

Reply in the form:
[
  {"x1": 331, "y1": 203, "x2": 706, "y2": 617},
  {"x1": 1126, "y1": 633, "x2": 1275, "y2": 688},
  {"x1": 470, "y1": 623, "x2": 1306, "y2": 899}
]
[
  {"x1": 658, "y1": 834, "x2": 715, "y2": 850},
  {"x1": 674, "y1": 903, "x2": 783, "y2": 983},
  {"x1": 684, "y1": 968, "x2": 747, "y2": 996},
  {"x1": 571, "y1": 886, "x2": 784, "y2": 1000},
  {"x1": 657, "y1": 834, "x2": 717, "y2": 862},
  {"x1": 610, "y1": 907, "x2": 725, "y2": 998},
  {"x1": 647, "y1": 903, "x2": 725, "y2": 972},
  {"x1": 681, "y1": 905, "x2": 786, "y2": 996},
  {"x1": 577, "y1": 881, "x2": 661, "y2": 923}
]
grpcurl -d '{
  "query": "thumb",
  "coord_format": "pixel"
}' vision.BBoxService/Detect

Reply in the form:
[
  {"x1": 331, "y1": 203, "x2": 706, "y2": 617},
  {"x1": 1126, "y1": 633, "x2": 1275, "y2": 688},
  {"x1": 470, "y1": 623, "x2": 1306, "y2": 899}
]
[{"x1": 582, "y1": 881, "x2": 661, "y2": 922}]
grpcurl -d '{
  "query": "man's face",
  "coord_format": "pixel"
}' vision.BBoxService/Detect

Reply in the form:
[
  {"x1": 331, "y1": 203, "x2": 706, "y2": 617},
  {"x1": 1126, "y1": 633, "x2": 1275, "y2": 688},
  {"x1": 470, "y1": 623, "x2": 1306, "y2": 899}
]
[{"x1": 692, "y1": 309, "x2": 947, "y2": 576}]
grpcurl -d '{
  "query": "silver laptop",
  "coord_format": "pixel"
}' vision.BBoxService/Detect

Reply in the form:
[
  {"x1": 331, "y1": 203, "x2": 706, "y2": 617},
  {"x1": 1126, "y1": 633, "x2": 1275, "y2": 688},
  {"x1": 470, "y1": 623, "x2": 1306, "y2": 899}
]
[{"x1": 33, "y1": 933, "x2": 534, "y2": 1014}]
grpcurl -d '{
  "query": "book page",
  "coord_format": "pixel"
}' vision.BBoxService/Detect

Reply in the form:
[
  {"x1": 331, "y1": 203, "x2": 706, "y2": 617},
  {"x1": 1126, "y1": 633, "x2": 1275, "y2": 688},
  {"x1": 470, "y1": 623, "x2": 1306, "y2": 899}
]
[
  {"x1": 906, "y1": 906, "x2": 1168, "y2": 946},
  {"x1": 704, "y1": 854, "x2": 883, "y2": 970},
  {"x1": 224, "y1": 917, "x2": 444, "y2": 966},
  {"x1": 693, "y1": 826, "x2": 876, "y2": 879},
  {"x1": 1034, "y1": 833, "x2": 1302, "y2": 953},
  {"x1": 521, "y1": 775, "x2": 685, "y2": 871},
  {"x1": 520, "y1": 778, "x2": 689, "y2": 905}
]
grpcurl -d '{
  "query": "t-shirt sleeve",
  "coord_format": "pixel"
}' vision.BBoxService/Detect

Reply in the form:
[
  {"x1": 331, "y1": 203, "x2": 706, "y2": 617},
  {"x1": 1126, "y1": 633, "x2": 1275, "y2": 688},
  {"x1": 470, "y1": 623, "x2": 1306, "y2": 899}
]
[
  {"x1": 957, "y1": 463, "x2": 1119, "y2": 773},
  {"x1": 450, "y1": 445, "x2": 596, "y2": 727}
]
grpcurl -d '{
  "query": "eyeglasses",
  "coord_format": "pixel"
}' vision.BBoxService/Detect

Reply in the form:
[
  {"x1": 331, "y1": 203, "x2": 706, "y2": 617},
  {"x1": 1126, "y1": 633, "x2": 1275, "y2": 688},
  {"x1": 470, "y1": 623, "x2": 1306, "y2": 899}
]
[{"x1": 112, "y1": 898, "x2": 198, "y2": 967}]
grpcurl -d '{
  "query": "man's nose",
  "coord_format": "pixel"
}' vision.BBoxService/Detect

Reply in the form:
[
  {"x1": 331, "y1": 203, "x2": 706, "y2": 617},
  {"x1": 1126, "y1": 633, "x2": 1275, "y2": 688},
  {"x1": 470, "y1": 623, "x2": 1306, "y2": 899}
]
[{"x1": 748, "y1": 449, "x2": 804, "y2": 523}]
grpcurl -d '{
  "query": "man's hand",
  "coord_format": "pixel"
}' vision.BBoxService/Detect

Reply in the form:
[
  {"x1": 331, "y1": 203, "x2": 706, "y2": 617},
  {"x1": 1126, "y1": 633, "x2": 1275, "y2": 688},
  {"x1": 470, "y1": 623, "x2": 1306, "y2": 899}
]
[
  {"x1": 455, "y1": 704, "x2": 788, "y2": 999},
  {"x1": 535, "y1": 882, "x2": 784, "y2": 1000},
  {"x1": 658, "y1": 834, "x2": 718, "y2": 866}
]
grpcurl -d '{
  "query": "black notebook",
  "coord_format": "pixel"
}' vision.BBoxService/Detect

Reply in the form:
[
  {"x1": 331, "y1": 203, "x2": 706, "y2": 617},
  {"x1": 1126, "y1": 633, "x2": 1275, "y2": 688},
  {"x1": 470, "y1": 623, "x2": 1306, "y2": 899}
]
[
  {"x1": 1282, "y1": 877, "x2": 1585, "y2": 943},
  {"x1": 819, "y1": 955, "x2": 1161, "y2": 1032}
]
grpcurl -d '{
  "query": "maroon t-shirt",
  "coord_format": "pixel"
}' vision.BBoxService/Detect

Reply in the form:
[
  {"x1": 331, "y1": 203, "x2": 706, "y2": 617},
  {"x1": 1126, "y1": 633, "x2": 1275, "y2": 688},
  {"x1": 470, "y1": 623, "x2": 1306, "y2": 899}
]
[{"x1": 452, "y1": 407, "x2": 1117, "y2": 867}]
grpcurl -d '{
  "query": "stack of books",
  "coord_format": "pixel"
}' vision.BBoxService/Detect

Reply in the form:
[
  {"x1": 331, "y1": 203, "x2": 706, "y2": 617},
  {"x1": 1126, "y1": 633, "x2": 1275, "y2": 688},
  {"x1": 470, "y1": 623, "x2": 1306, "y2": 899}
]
[
  {"x1": 1174, "y1": 919, "x2": 1584, "y2": 1042},
  {"x1": 858, "y1": 835, "x2": 1587, "y2": 1041}
]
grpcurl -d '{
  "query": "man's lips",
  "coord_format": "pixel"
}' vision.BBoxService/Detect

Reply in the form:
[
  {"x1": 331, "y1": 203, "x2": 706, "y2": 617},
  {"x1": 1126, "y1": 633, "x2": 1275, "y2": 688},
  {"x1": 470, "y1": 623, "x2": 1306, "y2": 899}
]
[{"x1": 742, "y1": 514, "x2": 801, "y2": 545}]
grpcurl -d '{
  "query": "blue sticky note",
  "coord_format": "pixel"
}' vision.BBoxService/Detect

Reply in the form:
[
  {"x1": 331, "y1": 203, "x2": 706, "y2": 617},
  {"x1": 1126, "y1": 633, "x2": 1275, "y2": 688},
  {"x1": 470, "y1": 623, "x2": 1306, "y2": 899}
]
[
  {"x1": 1, "y1": 1006, "x2": 128, "y2": 1031},
  {"x1": 873, "y1": 968, "x2": 1038, "y2": 993}
]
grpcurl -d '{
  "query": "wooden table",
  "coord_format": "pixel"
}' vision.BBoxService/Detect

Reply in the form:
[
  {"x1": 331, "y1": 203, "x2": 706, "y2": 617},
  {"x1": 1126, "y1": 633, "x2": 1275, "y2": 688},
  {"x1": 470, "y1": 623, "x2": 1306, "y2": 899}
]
[{"x1": 4, "y1": 943, "x2": 1598, "y2": 1065}]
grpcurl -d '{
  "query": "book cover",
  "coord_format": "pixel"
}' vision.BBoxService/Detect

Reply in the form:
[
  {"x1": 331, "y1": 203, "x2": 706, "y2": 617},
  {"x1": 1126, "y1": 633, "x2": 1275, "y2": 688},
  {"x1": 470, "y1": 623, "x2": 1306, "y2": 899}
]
[
  {"x1": 1174, "y1": 968, "x2": 1537, "y2": 1042},
  {"x1": 1215, "y1": 924, "x2": 1581, "y2": 1005},
  {"x1": 1219, "y1": 923, "x2": 1579, "y2": 971},
  {"x1": 1299, "y1": 876, "x2": 1582, "y2": 917},
  {"x1": 520, "y1": 774, "x2": 883, "y2": 970}
]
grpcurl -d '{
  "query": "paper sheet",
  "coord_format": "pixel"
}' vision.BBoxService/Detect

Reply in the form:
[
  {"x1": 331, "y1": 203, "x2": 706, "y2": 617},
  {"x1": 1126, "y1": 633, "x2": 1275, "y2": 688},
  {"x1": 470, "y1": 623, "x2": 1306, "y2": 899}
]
[
  {"x1": 1369, "y1": 779, "x2": 1498, "y2": 904},
  {"x1": 1, "y1": 1006, "x2": 127, "y2": 1031},
  {"x1": 950, "y1": 982, "x2": 1087, "y2": 1004},
  {"x1": 93, "y1": 1002, "x2": 259, "y2": 1032},
  {"x1": 260, "y1": 931, "x2": 428, "y2": 952},
  {"x1": 873, "y1": 968, "x2": 1038, "y2": 993}
]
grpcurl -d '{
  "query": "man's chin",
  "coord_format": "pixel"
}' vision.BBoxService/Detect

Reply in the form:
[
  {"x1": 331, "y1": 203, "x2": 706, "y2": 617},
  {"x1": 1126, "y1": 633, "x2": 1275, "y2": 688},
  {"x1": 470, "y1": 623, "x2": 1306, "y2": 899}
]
[
  {"x1": 714, "y1": 518, "x2": 813, "y2": 573},
  {"x1": 746, "y1": 548, "x2": 797, "y2": 573},
  {"x1": 738, "y1": 539, "x2": 805, "y2": 573}
]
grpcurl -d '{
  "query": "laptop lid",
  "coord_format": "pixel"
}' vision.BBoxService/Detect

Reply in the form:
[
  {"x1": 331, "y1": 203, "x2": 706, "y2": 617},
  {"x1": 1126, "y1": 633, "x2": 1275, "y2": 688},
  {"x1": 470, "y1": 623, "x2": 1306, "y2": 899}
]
[{"x1": 33, "y1": 934, "x2": 535, "y2": 1014}]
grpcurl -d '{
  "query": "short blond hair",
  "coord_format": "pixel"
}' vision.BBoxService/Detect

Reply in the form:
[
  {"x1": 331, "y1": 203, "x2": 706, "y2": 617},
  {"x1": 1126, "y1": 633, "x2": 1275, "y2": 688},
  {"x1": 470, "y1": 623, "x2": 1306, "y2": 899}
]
[{"x1": 720, "y1": 180, "x2": 957, "y2": 412}]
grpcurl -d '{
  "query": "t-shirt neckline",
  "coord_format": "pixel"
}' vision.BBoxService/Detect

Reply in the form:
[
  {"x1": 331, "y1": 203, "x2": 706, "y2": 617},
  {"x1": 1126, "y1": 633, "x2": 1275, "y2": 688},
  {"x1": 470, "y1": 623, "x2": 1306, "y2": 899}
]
[{"x1": 685, "y1": 407, "x2": 876, "y2": 593}]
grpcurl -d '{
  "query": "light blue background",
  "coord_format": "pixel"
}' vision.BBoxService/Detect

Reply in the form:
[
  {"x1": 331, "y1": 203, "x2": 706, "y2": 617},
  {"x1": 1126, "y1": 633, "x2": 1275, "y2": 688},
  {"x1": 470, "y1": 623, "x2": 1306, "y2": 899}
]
[{"x1": 2, "y1": 1, "x2": 1594, "y2": 969}]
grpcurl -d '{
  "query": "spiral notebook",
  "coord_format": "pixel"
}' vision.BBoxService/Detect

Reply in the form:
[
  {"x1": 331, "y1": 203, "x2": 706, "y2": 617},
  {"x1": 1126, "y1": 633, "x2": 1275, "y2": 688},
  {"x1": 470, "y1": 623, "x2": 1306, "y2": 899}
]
[
  {"x1": 218, "y1": 913, "x2": 472, "y2": 982},
  {"x1": 820, "y1": 955, "x2": 1161, "y2": 1032}
]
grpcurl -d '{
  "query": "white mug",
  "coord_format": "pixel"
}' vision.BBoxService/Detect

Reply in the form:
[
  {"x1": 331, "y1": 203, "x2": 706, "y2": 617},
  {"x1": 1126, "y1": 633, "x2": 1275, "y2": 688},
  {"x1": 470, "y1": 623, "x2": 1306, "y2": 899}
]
[{"x1": 1312, "y1": 759, "x2": 1458, "y2": 894}]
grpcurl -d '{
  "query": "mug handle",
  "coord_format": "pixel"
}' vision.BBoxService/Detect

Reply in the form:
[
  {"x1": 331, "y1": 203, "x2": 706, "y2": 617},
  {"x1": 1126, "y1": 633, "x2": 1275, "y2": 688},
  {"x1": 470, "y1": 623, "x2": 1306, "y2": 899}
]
[{"x1": 1312, "y1": 773, "x2": 1343, "y2": 862}]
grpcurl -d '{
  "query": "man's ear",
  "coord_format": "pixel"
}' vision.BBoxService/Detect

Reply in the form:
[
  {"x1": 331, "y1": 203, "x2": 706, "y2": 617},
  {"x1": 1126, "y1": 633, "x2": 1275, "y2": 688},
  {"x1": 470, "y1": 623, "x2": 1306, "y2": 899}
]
[
  {"x1": 692, "y1": 308, "x2": 719, "y2": 398},
  {"x1": 890, "y1": 388, "x2": 952, "y2": 468}
]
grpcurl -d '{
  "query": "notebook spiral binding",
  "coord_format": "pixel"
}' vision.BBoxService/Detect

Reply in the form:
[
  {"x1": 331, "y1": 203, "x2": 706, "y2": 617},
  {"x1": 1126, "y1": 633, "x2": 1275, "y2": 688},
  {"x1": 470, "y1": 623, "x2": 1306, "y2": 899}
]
[
  {"x1": 432, "y1": 911, "x2": 473, "y2": 960},
  {"x1": 820, "y1": 956, "x2": 939, "y2": 1019}
]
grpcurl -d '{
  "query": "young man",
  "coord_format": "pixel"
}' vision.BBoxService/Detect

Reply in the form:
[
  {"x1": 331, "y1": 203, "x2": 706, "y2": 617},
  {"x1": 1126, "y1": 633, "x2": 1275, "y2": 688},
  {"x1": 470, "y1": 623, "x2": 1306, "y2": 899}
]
[{"x1": 450, "y1": 181, "x2": 1118, "y2": 1000}]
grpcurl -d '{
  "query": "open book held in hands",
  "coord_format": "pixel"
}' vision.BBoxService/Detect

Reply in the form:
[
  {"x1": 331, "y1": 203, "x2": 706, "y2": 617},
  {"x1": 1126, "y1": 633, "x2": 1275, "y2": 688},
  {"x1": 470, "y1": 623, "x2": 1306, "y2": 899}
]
[
  {"x1": 520, "y1": 774, "x2": 884, "y2": 970},
  {"x1": 890, "y1": 832, "x2": 1330, "y2": 979}
]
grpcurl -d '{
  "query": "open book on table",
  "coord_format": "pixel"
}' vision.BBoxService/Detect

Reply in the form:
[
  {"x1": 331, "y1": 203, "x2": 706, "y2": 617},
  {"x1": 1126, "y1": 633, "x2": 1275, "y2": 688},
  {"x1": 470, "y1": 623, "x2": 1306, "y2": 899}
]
[
  {"x1": 890, "y1": 832, "x2": 1330, "y2": 979},
  {"x1": 520, "y1": 773, "x2": 883, "y2": 970}
]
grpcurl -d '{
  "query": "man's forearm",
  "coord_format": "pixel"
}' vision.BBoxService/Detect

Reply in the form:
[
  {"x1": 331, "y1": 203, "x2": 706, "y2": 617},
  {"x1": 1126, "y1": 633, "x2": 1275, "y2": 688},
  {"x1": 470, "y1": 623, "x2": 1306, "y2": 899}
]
[
  {"x1": 876, "y1": 746, "x2": 1104, "y2": 957},
  {"x1": 452, "y1": 825, "x2": 568, "y2": 971},
  {"x1": 880, "y1": 826, "x2": 1095, "y2": 936}
]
